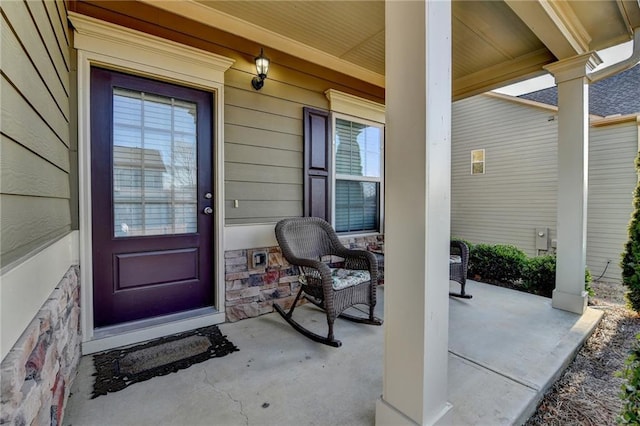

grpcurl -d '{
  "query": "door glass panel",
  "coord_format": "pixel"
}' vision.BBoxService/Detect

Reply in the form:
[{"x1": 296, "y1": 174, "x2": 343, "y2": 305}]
[{"x1": 113, "y1": 88, "x2": 198, "y2": 237}]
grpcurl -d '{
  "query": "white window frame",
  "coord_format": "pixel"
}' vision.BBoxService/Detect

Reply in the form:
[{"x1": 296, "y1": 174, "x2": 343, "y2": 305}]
[
  {"x1": 331, "y1": 113, "x2": 384, "y2": 234},
  {"x1": 471, "y1": 149, "x2": 486, "y2": 175},
  {"x1": 325, "y1": 90, "x2": 385, "y2": 235}
]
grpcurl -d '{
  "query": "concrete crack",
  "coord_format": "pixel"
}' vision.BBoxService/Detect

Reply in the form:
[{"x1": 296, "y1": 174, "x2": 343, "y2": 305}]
[{"x1": 203, "y1": 368, "x2": 249, "y2": 426}]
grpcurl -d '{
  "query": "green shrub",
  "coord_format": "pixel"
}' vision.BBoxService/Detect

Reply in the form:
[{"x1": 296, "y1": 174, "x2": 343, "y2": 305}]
[
  {"x1": 468, "y1": 243, "x2": 527, "y2": 283},
  {"x1": 617, "y1": 334, "x2": 640, "y2": 424},
  {"x1": 585, "y1": 268, "x2": 594, "y2": 297},
  {"x1": 522, "y1": 255, "x2": 556, "y2": 297},
  {"x1": 522, "y1": 255, "x2": 594, "y2": 297},
  {"x1": 621, "y1": 152, "x2": 640, "y2": 313}
]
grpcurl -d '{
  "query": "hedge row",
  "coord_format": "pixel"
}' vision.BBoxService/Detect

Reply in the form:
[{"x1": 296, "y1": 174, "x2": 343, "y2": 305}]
[{"x1": 463, "y1": 241, "x2": 592, "y2": 297}]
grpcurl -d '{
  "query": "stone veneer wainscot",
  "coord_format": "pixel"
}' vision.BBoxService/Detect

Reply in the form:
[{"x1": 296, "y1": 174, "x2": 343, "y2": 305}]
[
  {"x1": 225, "y1": 234, "x2": 384, "y2": 322},
  {"x1": 0, "y1": 266, "x2": 81, "y2": 425}
]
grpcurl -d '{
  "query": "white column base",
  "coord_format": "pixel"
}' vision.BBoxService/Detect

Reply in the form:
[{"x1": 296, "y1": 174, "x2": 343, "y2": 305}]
[
  {"x1": 376, "y1": 397, "x2": 453, "y2": 426},
  {"x1": 552, "y1": 289, "x2": 588, "y2": 314}
]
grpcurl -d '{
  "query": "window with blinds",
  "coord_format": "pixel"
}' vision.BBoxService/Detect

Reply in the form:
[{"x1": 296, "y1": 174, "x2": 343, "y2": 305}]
[
  {"x1": 112, "y1": 88, "x2": 198, "y2": 237},
  {"x1": 334, "y1": 117, "x2": 383, "y2": 233}
]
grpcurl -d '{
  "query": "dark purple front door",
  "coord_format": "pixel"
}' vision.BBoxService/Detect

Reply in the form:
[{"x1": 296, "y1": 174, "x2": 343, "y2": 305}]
[{"x1": 90, "y1": 67, "x2": 214, "y2": 327}]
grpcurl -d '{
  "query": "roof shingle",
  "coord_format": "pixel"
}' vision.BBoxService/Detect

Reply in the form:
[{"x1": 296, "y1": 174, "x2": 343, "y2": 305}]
[{"x1": 519, "y1": 64, "x2": 640, "y2": 116}]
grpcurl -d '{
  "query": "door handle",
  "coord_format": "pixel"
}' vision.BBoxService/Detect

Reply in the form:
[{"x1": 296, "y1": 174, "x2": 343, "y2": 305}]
[{"x1": 203, "y1": 207, "x2": 213, "y2": 215}]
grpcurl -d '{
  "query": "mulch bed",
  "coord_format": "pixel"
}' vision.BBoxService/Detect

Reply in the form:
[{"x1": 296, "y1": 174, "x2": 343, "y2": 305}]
[{"x1": 525, "y1": 281, "x2": 640, "y2": 425}]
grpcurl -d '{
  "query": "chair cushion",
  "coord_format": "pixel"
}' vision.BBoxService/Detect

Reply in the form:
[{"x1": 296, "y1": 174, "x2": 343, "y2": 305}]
[
  {"x1": 449, "y1": 255, "x2": 462, "y2": 264},
  {"x1": 330, "y1": 268, "x2": 371, "y2": 290}
]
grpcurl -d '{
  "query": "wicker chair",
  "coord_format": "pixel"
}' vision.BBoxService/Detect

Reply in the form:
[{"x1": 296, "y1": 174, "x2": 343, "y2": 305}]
[
  {"x1": 273, "y1": 217, "x2": 382, "y2": 347},
  {"x1": 449, "y1": 240, "x2": 472, "y2": 299}
]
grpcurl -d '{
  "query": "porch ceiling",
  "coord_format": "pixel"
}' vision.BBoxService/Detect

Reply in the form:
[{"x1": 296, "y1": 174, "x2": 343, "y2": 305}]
[{"x1": 142, "y1": 0, "x2": 640, "y2": 99}]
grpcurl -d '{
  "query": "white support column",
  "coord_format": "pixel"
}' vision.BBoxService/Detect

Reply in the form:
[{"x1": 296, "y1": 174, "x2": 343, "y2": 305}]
[
  {"x1": 376, "y1": 1, "x2": 452, "y2": 425},
  {"x1": 544, "y1": 53, "x2": 601, "y2": 315}
]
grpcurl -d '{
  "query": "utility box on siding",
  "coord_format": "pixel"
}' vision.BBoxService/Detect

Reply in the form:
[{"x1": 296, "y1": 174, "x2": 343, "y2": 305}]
[{"x1": 535, "y1": 227, "x2": 550, "y2": 251}]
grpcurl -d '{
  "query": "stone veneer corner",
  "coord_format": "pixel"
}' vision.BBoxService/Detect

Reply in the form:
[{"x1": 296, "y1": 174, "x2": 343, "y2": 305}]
[{"x1": 1, "y1": 266, "x2": 81, "y2": 425}]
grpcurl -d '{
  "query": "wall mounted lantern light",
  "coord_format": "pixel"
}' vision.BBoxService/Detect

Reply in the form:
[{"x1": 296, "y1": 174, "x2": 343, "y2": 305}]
[{"x1": 251, "y1": 48, "x2": 270, "y2": 90}]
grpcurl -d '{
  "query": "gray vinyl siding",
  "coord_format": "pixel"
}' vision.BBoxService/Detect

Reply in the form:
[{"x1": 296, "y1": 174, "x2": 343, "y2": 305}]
[
  {"x1": 1, "y1": 0, "x2": 72, "y2": 268},
  {"x1": 451, "y1": 95, "x2": 559, "y2": 254},
  {"x1": 587, "y1": 122, "x2": 637, "y2": 281},
  {"x1": 452, "y1": 94, "x2": 638, "y2": 283},
  {"x1": 224, "y1": 68, "x2": 328, "y2": 224}
]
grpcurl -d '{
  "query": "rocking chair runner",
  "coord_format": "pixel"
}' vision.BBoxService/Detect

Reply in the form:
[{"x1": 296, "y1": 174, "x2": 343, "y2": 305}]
[{"x1": 273, "y1": 217, "x2": 383, "y2": 347}]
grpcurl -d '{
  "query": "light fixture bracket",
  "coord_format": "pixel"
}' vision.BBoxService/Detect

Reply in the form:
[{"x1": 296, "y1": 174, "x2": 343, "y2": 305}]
[{"x1": 251, "y1": 75, "x2": 265, "y2": 90}]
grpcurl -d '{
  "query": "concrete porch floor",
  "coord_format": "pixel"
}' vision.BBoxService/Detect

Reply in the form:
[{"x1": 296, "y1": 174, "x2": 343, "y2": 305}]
[{"x1": 64, "y1": 280, "x2": 602, "y2": 425}]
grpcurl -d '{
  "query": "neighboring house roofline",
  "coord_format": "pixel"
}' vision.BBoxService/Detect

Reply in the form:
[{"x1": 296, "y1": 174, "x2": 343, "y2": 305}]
[
  {"x1": 484, "y1": 91, "x2": 603, "y2": 120},
  {"x1": 485, "y1": 91, "x2": 559, "y2": 113},
  {"x1": 518, "y1": 64, "x2": 640, "y2": 116},
  {"x1": 591, "y1": 113, "x2": 640, "y2": 127}
]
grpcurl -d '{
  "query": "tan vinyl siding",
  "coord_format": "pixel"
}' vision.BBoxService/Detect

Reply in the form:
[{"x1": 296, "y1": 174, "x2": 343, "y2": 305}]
[
  {"x1": 587, "y1": 122, "x2": 638, "y2": 281},
  {"x1": 451, "y1": 95, "x2": 558, "y2": 254},
  {"x1": 1, "y1": 0, "x2": 71, "y2": 268},
  {"x1": 452, "y1": 94, "x2": 638, "y2": 283},
  {"x1": 66, "y1": 0, "x2": 384, "y2": 226},
  {"x1": 224, "y1": 69, "x2": 327, "y2": 224}
]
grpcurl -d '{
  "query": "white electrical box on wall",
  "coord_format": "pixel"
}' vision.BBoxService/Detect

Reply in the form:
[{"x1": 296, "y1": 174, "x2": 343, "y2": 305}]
[{"x1": 535, "y1": 227, "x2": 550, "y2": 251}]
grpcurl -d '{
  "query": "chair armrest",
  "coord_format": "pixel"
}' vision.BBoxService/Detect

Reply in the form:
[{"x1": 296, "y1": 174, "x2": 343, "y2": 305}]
[
  {"x1": 450, "y1": 240, "x2": 469, "y2": 272},
  {"x1": 286, "y1": 256, "x2": 334, "y2": 297},
  {"x1": 338, "y1": 249, "x2": 378, "y2": 286}
]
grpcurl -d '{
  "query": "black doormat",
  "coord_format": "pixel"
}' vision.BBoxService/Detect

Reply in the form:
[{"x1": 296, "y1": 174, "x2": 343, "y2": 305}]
[{"x1": 91, "y1": 325, "x2": 238, "y2": 398}]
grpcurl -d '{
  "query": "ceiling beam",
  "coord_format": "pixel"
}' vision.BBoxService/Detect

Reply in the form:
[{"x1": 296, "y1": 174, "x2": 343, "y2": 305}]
[
  {"x1": 618, "y1": 0, "x2": 640, "y2": 33},
  {"x1": 453, "y1": 48, "x2": 555, "y2": 100},
  {"x1": 505, "y1": 0, "x2": 591, "y2": 60}
]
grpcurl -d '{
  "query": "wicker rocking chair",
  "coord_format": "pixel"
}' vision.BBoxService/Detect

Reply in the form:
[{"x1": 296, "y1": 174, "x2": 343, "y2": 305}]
[
  {"x1": 273, "y1": 217, "x2": 383, "y2": 347},
  {"x1": 449, "y1": 240, "x2": 472, "y2": 299}
]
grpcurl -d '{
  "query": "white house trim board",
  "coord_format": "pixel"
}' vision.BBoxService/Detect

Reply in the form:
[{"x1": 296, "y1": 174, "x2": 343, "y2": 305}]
[
  {"x1": 452, "y1": 48, "x2": 554, "y2": 101},
  {"x1": 325, "y1": 89, "x2": 386, "y2": 124},
  {"x1": 591, "y1": 113, "x2": 640, "y2": 127},
  {"x1": 504, "y1": 0, "x2": 590, "y2": 59},
  {"x1": 69, "y1": 13, "x2": 234, "y2": 84},
  {"x1": 1, "y1": 231, "x2": 79, "y2": 360},
  {"x1": 487, "y1": 91, "x2": 559, "y2": 113},
  {"x1": 485, "y1": 92, "x2": 604, "y2": 121},
  {"x1": 224, "y1": 224, "x2": 278, "y2": 251},
  {"x1": 377, "y1": 1, "x2": 452, "y2": 424},
  {"x1": 71, "y1": 13, "x2": 233, "y2": 351}
]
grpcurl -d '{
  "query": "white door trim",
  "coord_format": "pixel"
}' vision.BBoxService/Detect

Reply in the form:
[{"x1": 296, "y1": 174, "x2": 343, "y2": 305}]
[{"x1": 70, "y1": 12, "x2": 234, "y2": 351}]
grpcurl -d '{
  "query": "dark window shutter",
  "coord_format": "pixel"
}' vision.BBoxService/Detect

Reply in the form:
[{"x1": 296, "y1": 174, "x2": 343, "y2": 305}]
[{"x1": 303, "y1": 107, "x2": 331, "y2": 222}]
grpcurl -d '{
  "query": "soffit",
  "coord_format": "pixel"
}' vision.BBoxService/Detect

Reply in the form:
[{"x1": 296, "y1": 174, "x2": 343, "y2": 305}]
[
  {"x1": 452, "y1": 1, "x2": 547, "y2": 78},
  {"x1": 196, "y1": 0, "x2": 386, "y2": 75},
  {"x1": 192, "y1": 0, "x2": 551, "y2": 91},
  {"x1": 571, "y1": 0, "x2": 634, "y2": 50},
  {"x1": 133, "y1": 0, "x2": 640, "y2": 98}
]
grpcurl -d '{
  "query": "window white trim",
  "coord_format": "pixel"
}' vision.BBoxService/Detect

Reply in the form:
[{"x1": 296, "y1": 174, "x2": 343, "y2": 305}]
[
  {"x1": 331, "y1": 112, "x2": 385, "y2": 234},
  {"x1": 325, "y1": 89, "x2": 385, "y2": 124},
  {"x1": 471, "y1": 148, "x2": 486, "y2": 175},
  {"x1": 70, "y1": 13, "x2": 233, "y2": 352}
]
